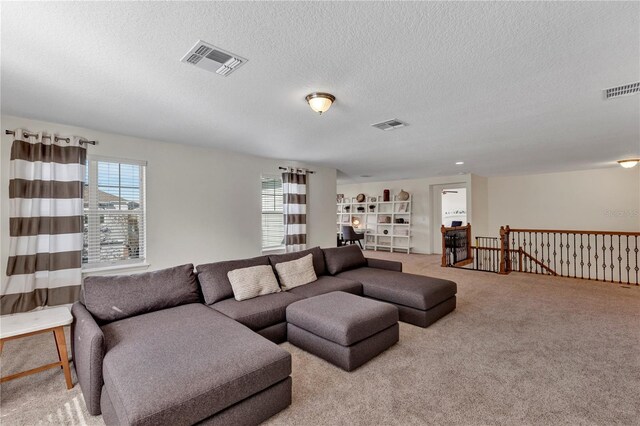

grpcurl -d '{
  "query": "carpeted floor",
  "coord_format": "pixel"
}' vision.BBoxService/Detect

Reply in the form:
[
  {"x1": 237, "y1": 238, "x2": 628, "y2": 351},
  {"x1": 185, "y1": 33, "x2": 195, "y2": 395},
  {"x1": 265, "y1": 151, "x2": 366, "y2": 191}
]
[{"x1": 1, "y1": 253, "x2": 639, "y2": 425}]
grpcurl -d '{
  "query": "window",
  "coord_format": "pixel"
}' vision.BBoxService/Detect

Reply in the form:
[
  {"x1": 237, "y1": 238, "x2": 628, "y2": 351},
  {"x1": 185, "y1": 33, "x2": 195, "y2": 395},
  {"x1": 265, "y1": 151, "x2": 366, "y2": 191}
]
[
  {"x1": 83, "y1": 157, "x2": 146, "y2": 268},
  {"x1": 261, "y1": 176, "x2": 284, "y2": 250}
]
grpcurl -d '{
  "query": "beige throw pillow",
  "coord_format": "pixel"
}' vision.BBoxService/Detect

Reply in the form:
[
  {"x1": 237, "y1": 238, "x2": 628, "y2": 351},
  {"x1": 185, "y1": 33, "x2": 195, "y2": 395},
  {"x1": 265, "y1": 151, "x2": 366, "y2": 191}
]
[
  {"x1": 275, "y1": 253, "x2": 318, "y2": 291},
  {"x1": 227, "y1": 265, "x2": 281, "y2": 301}
]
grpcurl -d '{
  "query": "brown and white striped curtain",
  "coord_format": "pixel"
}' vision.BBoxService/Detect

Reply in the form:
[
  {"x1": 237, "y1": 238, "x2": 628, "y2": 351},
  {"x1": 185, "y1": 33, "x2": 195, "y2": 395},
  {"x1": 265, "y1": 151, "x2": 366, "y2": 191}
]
[
  {"x1": 282, "y1": 170, "x2": 307, "y2": 252},
  {"x1": 1, "y1": 130, "x2": 86, "y2": 314}
]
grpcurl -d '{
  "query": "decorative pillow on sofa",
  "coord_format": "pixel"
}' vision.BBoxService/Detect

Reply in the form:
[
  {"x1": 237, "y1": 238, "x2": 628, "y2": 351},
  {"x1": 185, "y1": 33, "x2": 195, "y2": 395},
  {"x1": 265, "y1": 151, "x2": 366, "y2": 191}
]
[
  {"x1": 196, "y1": 255, "x2": 270, "y2": 304},
  {"x1": 227, "y1": 265, "x2": 281, "y2": 301},
  {"x1": 322, "y1": 245, "x2": 367, "y2": 275},
  {"x1": 274, "y1": 253, "x2": 318, "y2": 291},
  {"x1": 82, "y1": 264, "x2": 200, "y2": 323},
  {"x1": 268, "y1": 246, "x2": 327, "y2": 277}
]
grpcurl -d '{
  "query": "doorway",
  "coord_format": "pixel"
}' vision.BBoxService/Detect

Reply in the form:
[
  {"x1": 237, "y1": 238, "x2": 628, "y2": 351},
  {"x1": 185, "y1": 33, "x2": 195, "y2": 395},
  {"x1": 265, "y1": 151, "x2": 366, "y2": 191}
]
[{"x1": 431, "y1": 183, "x2": 468, "y2": 254}]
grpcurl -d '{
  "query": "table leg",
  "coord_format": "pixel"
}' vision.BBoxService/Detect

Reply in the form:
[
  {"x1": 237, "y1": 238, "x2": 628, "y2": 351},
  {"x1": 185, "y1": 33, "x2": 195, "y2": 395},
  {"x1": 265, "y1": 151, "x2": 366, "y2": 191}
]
[
  {"x1": 53, "y1": 331, "x2": 63, "y2": 369},
  {"x1": 53, "y1": 327, "x2": 73, "y2": 389}
]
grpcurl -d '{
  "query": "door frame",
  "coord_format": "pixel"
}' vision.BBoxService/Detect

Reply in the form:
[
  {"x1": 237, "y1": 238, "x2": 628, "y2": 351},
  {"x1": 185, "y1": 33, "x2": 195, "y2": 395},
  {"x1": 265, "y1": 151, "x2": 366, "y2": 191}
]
[{"x1": 430, "y1": 182, "x2": 468, "y2": 254}]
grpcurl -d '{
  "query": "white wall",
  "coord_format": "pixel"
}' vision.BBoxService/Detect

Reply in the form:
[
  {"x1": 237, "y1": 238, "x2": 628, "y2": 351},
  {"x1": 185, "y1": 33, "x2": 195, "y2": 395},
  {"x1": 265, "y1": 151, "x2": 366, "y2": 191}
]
[
  {"x1": 486, "y1": 167, "x2": 640, "y2": 234},
  {"x1": 471, "y1": 174, "x2": 489, "y2": 237},
  {"x1": 1, "y1": 115, "x2": 337, "y2": 280},
  {"x1": 338, "y1": 174, "x2": 473, "y2": 254}
]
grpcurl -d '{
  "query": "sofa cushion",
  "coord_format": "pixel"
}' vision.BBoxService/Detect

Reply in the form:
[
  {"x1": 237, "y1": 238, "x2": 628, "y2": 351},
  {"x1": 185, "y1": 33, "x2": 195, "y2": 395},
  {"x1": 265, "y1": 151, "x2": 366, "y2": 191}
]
[
  {"x1": 268, "y1": 246, "x2": 327, "y2": 277},
  {"x1": 196, "y1": 255, "x2": 270, "y2": 305},
  {"x1": 82, "y1": 264, "x2": 200, "y2": 323},
  {"x1": 227, "y1": 265, "x2": 281, "y2": 301},
  {"x1": 211, "y1": 292, "x2": 303, "y2": 330},
  {"x1": 286, "y1": 291, "x2": 398, "y2": 346},
  {"x1": 275, "y1": 254, "x2": 317, "y2": 291},
  {"x1": 336, "y1": 267, "x2": 457, "y2": 311},
  {"x1": 322, "y1": 245, "x2": 367, "y2": 275},
  {"x1": 288, "y1": 276, "x2": 362, "y2": 298},
  {"x1": 100, "y1": 304, "x2": 291, "y2": 426}
]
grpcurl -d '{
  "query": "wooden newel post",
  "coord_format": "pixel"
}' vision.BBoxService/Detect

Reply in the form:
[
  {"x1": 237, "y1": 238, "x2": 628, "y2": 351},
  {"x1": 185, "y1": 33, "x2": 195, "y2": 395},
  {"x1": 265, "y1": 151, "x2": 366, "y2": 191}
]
[
  {"x1": 499, "y1": 226, "x2": 507, "y2": 274},
  {"x1": 466, "y1": 223, "x2": 472, "y2": 262},
  {"x1": 441, "y1": 225, "x2": 447, "y2": 267},
  {"x1": 499, "y1": 225, "x2": 511, "y2": 274}
]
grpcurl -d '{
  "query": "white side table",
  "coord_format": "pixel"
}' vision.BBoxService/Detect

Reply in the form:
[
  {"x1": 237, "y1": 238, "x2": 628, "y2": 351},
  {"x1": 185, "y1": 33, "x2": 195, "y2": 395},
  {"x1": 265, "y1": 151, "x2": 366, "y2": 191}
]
[{"x1": 0, "y1": 306, "x2": 74, "y2": 389}]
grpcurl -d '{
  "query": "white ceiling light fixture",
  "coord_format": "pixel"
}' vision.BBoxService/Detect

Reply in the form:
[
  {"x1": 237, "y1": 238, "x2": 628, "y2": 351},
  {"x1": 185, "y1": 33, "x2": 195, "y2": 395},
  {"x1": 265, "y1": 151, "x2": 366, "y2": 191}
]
[
  {"x1": 617, "y1": 158, "x2": 639, "y2": 168},
  {"x1": 455, "y1": 161, "x2": 464, "y2": 165},
  {"x1": 306, "y1": 92, "x2": 335, "y2": 115}
]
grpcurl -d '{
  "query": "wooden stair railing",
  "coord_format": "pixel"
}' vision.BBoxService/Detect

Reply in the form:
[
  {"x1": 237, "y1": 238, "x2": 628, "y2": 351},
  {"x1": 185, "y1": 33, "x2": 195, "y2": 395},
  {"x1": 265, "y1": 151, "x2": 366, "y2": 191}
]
[
  {"x1": 501, "y1": 226, "x2": 639, "y2": 285},
  {"x1": 441, "y1": 224, "x2": 473, "y2": 267}
]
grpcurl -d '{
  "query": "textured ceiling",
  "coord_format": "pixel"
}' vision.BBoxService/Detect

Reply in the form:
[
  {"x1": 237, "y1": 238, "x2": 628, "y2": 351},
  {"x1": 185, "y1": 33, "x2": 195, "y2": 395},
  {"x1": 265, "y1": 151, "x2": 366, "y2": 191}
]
[{"x1": 1, "y1": 2, "x2": 639, "y2": 183}]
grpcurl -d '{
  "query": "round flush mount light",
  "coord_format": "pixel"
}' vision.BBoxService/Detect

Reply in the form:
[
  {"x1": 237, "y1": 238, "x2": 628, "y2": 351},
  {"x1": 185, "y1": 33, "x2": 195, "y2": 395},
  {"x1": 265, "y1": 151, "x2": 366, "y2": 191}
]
[
  {"x1": 455, "y1": 161, "x2": 464, "y2": 165},
  {"x1": 618, "y1": 158, "x2": 639, "y2": 168},
  {"x1": 306, "y1": 92, "x2": 335, "y2": 115}
]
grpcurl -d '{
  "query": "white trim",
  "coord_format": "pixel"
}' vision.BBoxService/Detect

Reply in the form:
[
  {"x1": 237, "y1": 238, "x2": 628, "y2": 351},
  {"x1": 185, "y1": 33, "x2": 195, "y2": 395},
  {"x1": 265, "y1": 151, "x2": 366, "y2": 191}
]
[
  {"x1": 82, "y1": 262, "x2": 150, "y2": 274},
  {"x1": 262, "y1": 246, "x2": 285, "y2": 255},
  {"x1": 88, "y1": 154, "x2": 147, "y2": 166}
]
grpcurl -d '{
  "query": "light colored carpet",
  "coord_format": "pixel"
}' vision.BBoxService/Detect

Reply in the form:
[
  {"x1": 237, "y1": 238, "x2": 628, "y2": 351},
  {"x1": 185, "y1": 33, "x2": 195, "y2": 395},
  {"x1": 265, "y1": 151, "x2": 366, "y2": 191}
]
[{"x1": 1, "y1": 253, "x2": 638, "y2": 425}]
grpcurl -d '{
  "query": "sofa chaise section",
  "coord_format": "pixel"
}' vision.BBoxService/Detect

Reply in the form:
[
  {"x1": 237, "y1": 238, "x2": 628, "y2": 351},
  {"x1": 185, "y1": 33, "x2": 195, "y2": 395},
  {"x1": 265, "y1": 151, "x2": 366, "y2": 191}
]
[
  {"x1": 99, "y1": 304, "x2": 291, "y2": 426},
  {"x1": 324, "y1": 245, "x2": 457, "y2": 328},
  {"x1": 338, "y1": 267, "x2": 457, "y2": 327}
]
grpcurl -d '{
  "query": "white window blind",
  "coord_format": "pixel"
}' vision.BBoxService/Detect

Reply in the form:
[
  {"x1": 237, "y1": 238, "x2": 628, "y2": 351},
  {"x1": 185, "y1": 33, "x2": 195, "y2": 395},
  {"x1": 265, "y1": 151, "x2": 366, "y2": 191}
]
[
  {"x1": 262, "y1": 177, "x2": 284, "y2": 250},
  {"x1": 83, "y1": 158, "x2": 146, "y2": 268}
]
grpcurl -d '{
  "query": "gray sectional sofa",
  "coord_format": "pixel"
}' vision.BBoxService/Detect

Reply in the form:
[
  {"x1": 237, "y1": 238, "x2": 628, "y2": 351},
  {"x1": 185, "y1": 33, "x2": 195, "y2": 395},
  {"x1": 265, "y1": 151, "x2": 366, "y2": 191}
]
[{"x1": 72, "y1": 245, "x2": 457, "y2": 425}]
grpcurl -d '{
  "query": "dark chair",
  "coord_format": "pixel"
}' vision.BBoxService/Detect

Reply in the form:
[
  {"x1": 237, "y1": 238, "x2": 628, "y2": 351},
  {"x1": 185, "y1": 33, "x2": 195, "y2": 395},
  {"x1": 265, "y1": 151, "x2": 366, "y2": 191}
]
[{"x1": 341, "y1": 225, "x2": 364, "y2": 249}]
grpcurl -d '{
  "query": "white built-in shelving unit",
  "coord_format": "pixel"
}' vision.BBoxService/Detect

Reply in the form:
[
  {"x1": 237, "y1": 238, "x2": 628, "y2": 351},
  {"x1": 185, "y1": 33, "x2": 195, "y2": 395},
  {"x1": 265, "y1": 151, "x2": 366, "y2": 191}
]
[{"x1": 337, "y1": 194, "x2": 412, "y2": 253}]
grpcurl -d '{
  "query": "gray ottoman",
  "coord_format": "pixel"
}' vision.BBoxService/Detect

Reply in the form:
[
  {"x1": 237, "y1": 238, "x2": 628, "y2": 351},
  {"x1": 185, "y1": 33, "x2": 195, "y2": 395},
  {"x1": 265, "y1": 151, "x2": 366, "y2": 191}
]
[{"x1": 286, "y1": 291, "x2": 399, "y2": 371}]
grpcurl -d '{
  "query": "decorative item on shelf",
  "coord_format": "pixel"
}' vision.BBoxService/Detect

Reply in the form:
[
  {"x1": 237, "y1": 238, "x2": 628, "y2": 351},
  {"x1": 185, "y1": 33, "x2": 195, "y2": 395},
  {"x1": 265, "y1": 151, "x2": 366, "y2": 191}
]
[
  {"x1": 356, "y1": 193, "x2": 366, "y2": 202},
  {"x1": 336, "y1": 194, "x2": 344, "y2": 202},
  {"x1": 397, "y1": 189, "x2": 410, "y2": 201},
  {"x1": 344, "y1": 206, "x2": 350, "y2": 212},
  {"x1": 395, "y1": 218, "x2": 405, "y2": 224},
  {"x1": 383, "y1": 229, "x2": 389, "y2": 235},
  {"x1": 369, "y1": 196, "x2": 377, "y2": 202},
  {"x1": 383, "y1": 189, "x2": 390, "y2": 202},
  {"x1": 357, "y1": 206, "x2": 365, "y2": 213},
  {"x1": 397, "y1": 203, "x2": 408, "y2": 213},
  {"x1": 352, "y1": 218, "x2": 360, "y2": 228},
  {"x1": 369, "y1": 204, "x2": 376, "y2": 212},
  {"x1": 385, "y1": 216, "x2": 391, "y2": 224}
]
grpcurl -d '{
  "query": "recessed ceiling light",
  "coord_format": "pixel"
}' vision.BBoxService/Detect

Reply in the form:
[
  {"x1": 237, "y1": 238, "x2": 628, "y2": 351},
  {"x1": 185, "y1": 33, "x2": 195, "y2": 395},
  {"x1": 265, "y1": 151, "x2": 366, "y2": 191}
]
[
  {"x1": 360, "y1": 175, "x2": 372, "y2": 178},
  {"x1": 455, "y1": 161, "x2": 464, "y2": 165}
]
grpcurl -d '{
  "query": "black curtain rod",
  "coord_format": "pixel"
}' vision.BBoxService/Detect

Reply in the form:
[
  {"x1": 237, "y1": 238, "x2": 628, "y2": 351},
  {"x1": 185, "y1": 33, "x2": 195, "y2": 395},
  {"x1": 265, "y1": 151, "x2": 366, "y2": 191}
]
[
  {"x1": 279, "y1": 166, "x2": 315, "y2": 174},
  {"x1": 5, "y1": 130, "x2": 97, "y2": 145}
]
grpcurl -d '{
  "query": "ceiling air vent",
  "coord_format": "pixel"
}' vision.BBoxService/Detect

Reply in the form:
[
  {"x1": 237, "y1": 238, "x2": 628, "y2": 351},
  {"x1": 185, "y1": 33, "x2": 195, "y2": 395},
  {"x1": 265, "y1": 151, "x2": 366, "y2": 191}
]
[
  {"x1": 180, "y1": 40, "x2": 247, "y2": 77},
  {"x1": 604, "y1": 82, "x2": 640, "y2": 99},
  {"x1": 371, "y1": 119, "x2": 407, "y2": 131}
]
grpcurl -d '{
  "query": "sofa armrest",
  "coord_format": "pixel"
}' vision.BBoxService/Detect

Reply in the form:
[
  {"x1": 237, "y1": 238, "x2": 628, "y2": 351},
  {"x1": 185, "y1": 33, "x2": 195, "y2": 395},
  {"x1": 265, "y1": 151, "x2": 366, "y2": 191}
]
[
  {"x1": 366, "y1": 258, "x2": 403, "y2": 272},
  {"x1": 71, "y1": 302, "x2": 105, "y2": 415}
]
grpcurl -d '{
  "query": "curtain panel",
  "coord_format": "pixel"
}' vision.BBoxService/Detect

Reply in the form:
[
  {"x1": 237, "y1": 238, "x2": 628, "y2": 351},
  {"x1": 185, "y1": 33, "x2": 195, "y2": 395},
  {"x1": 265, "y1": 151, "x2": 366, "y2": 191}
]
[
  {"x1": 1, "y1": 130, "x2": 86, "y2": 314},
  {"x1": 282, "y1": 171, "x2": 307, "y2": 252}
]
